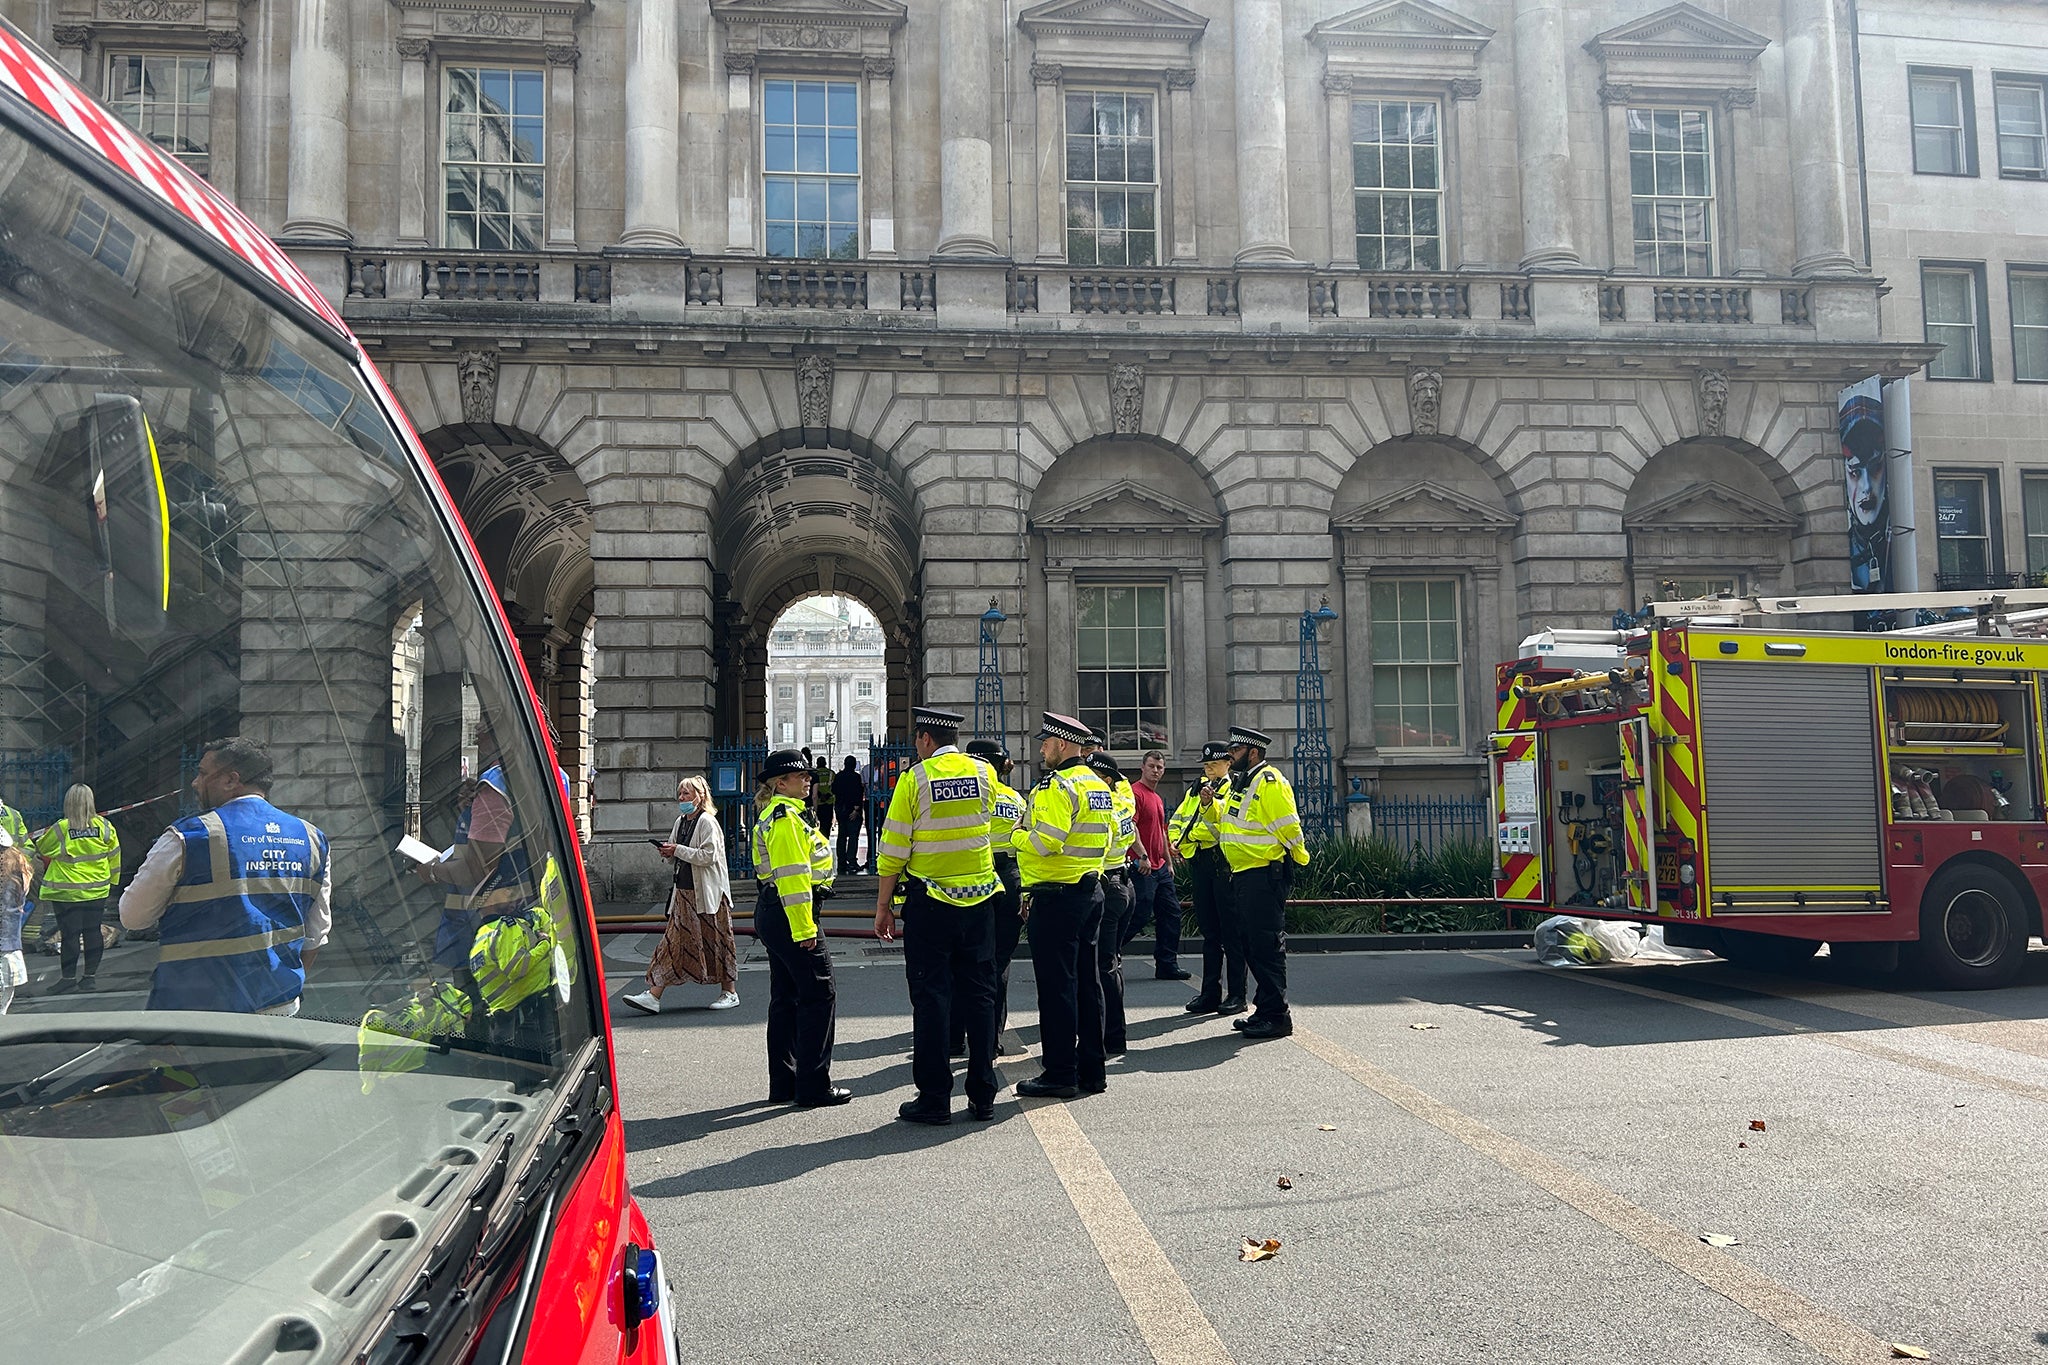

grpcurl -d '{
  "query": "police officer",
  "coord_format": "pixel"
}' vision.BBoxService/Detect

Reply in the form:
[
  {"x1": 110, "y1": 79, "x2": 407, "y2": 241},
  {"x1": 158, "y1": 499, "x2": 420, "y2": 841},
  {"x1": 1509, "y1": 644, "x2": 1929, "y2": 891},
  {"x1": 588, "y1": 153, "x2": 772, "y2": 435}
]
[
  {"x1": 955, "y1": 738, "x2": 1026, "y2": 1053},
  {"x1": 753, "y1": 747, "x2": 850, "y2": 1107},
  {"x1": 1216, "y1": 725, "x2": 1310, "y2": 1039},
  {"x1": 1012, "y1": 712, "x2": 1114, "y2": 1099},
  {"x1": 1173, "y1": 741, "x2": 1247, "y2": 1015},
  {"x1": 1086, "y1": 748, "x2": 1138, "y2": 1056},
  {"x1": 117, "y1": 737, "x2": 329, "y2": 1014},
  {"x1": 874, "y1": 706, "x2": 1003, "y2": 1125}
]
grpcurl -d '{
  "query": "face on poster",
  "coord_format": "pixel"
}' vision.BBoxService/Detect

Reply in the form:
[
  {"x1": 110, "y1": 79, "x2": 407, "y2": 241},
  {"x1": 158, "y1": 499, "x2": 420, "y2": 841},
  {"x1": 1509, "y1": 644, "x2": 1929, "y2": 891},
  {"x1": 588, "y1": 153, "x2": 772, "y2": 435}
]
[{"x1": 1839, "y1": 386, "x2": 1888, "y2": 592}]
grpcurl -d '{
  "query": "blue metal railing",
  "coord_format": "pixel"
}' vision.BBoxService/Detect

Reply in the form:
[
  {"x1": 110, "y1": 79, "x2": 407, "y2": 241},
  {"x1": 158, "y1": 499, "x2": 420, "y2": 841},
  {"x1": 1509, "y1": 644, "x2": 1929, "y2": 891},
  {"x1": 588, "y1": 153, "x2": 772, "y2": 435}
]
[
  {"x1": 1372, "y1": 794, "x2": 1488, "y2": 854},
  {"x1": 707, "y1": 739, "x2": 767, "y2": 877},
  {"x1": 865, "y1": 737, "x2": 915, "y2": 872}
]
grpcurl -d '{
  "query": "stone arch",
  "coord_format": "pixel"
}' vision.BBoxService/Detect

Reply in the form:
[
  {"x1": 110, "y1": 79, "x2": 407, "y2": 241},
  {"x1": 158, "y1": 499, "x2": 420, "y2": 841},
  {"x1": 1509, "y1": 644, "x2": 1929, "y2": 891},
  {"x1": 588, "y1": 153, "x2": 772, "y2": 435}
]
[
  {"x1": 1327, "y1": 436, "x2": 1517, "y2": 792},
  {"x1": 418, "y1": 421, "x2": 595, "y2": 796},
  {"x1": 1025, "y1": 435, "x2": 1224, "y2": 762},
  {"x1": 706, "y1": 428, "x2": 925, "y2": 741},
  {"x1": 1622, "y1": 437, "x2": 1801, "y2": 604}
]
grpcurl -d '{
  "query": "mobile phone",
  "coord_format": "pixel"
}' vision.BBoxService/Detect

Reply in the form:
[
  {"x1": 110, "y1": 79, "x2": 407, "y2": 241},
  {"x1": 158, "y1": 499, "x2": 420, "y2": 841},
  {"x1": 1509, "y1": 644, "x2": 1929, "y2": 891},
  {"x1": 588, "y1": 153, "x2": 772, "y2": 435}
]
[{"x1": 647, "y1": 837, "x2": 665, "y2": 848}]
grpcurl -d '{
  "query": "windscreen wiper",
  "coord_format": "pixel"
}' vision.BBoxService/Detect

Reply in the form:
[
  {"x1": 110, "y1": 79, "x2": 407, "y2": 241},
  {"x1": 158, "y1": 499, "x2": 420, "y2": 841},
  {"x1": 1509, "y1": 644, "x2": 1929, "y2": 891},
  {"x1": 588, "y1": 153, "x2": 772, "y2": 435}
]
[{"x1": 362, "y1": 1046, "x2": 611, "y2": 1365}]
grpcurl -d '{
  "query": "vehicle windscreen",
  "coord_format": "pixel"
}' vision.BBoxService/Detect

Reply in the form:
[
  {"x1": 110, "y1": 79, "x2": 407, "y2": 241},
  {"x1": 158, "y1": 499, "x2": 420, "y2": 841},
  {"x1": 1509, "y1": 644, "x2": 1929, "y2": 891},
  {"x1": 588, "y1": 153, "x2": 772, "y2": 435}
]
[{"x1": 0, "y1": 113, "x2": 599, "y2": 1362}]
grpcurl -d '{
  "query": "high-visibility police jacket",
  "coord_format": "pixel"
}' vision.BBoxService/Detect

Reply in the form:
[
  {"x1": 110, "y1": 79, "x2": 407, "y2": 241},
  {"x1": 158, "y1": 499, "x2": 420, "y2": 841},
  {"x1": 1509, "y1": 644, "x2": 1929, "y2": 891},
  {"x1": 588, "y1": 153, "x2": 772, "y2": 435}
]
[
  {"x1": 751, "y1": 794, "x2": 834, "y2": 939},
  {"x1": 34, "y1": 815, "x2": 120, "y2": 902},
  {"x1": 469, "y1": 854, "x2": 574, "y2": 1014},
  {"x1": 1012, "y1": 759, "x2": 1113, "y2": 886},
  {"x1": 876, "y1": 749, "x2": 1000, "y2": 906},
  {"x1": 1218, "y1": 763, "x2": 1312, "y2": 874},
  {"x1": 149, "y1": 797, "x2": 326, "y2": 1012},
  {"x1": 1101, "y1": 778, "x2": 1138, "y2": 873},
  {"x1": 1169, "y1": 785, "x2": 1220, "y2": 857},
  {"x1": 0, "y1": 802, "x2": 26, "y2": 849},
  {"x1": 988, "y1": 779, "x2": 1026, "y2": 862},
  {"x1": 358, "y1": 983, "x2": 473, "y2": 1087}
]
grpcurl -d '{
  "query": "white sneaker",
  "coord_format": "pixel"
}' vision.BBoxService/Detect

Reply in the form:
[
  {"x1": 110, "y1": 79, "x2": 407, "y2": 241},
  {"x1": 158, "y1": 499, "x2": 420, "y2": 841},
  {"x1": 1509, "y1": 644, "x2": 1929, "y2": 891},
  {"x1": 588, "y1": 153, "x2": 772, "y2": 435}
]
[
  {"x1": 621, "y1": 990, "x2": 661, "y2": 1015},
  {"x1": 709, "y1": 990, "x2": 740, "y2": 1010}
]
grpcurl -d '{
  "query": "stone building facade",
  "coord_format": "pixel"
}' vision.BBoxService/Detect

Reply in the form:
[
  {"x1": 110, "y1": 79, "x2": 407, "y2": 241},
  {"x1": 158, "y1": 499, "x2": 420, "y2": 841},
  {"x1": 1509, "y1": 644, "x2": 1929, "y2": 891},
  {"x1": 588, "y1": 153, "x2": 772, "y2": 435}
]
[
  {"x1": 1857, "y1": 0, "x2": 2048, "y2": 594},
  {"x1": 1, "y1": 0, "x2": 1932, "y2": 876},
  {"x1": 763, "y1": 595, "x2": 886, "y2": 755}
]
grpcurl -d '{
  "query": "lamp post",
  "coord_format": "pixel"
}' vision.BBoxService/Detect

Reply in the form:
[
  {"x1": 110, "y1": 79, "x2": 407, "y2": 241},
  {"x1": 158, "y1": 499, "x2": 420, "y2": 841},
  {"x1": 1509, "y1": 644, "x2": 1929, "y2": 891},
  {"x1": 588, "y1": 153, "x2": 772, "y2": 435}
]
[
  {"x1": 822, "y1": 710, "x2": 838, "y2": 765},
  {"x1": 974, "y1": 597, "x2": 1007, "y2": 742},
  {"x1": 1294, "y1": 597, "x2": 1341, "y2": 843}
]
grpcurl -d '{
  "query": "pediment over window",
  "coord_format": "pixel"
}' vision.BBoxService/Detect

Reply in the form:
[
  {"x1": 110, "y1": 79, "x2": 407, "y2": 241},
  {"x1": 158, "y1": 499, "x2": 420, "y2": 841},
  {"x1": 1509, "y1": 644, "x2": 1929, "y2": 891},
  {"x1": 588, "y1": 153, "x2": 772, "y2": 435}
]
[
  {"x1": 1623, "y1": 480, "x2": 1797, "y2": 534},
  {"x1": 388, "y1": 0, "x2": 591, "y2": 48},
  {"x1": 1310, "y1": 0, "x2": 1490, "y2": 86},
  {"x1": 1587, "y1": 3, "x2": 1769, "y2": 71},
  {"x1": 1332, "y1": 480, "x2": 1515, "y2": 534},
  {"x1": 1033, "y1": 479, "x2": 1221, "y2": 535},
  {"x1": 1017, "y1": 0, "x2": 1207, "y2": 43}
]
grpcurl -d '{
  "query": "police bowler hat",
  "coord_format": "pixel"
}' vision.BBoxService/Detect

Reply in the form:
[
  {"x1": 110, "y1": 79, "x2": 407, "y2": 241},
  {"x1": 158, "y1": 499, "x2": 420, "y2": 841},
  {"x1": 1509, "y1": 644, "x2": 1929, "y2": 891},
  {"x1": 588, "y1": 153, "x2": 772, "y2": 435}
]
[
  {"x1": 759, "y1": 747, "x2": 811, "y2": 780},
  {"x1": 1087, "y1": 751, "x2": 1123, "y2": 781},
  {"x1": 1201, "y1": 741, "x2": 1232, "y2": 763},
  {"x1": 966, "y1": 738, "x2": 1009, "y2": 764}
]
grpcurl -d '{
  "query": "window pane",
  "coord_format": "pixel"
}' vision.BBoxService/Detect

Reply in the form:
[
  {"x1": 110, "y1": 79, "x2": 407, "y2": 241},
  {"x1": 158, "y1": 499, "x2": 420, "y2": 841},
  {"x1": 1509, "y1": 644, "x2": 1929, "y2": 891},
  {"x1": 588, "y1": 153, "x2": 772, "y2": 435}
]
[
  {"x1": 797, "y1": 179, "x2": 827, "y2": 221},
  {"x1": 829, "y1": 130, "x2": 859, "y2": 175},
  {"x1": 1078, "y1": 587, "x2": 1107, "y2": 628},
  {"x1": 829, "y1": 180, "x2": 858, "y2": 223},
  {"x1": 1067, "y1": 93, "x2": 1094, "y2": 135},
  {"x1": 2014, "y1": 274, "x2": 2048, "y2": 326},
  {"x1": 765, "y1": 178, "x2": 795, "y2": 220},
  {"x1": 480, "y1": 68, "x2": 511, "y2": 113},
  {"x1": 1067, "y1": 136, "x2": 1095, "y2": 182},
  {"x1": 797, "y1": 129, "x2": 826, "y2": 173},
  {"x1": 1137, "y1": 587, "x2": 1165, "y2": 626},
  {"x1": 828, "y1": 82, "x2": 857, "y2": 127},
  {"x1": 1936, "y1": 478, "x2": 1985, "y2": 536},
  {"x1": 796, "y1": 82, "x2": 827, "y2": 125},
  {"x1": 1911, "y1": 76, "x2": 1959, "y2": 127},
  {"x1": 765, "y1": 223, "x2": 795, "y2": 257},
  {"x1": 1925, "y1": 269, "x2": 1970, "y2": 323}
]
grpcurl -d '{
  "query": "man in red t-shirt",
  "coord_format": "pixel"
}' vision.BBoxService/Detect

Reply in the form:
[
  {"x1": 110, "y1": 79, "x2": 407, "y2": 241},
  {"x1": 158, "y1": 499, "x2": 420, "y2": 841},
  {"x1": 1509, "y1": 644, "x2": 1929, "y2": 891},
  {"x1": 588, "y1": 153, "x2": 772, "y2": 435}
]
[{"x1": 1121, "y1": 750, "x2": 1190, "y2": 979}]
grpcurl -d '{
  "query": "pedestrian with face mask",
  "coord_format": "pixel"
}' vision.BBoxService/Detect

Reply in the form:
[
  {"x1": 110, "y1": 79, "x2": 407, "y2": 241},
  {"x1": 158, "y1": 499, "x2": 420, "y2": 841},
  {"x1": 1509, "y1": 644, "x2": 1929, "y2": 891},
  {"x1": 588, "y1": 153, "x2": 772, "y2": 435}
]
[{"x1": 623, "y1": 775, "x2": 737, "y2": 1014}]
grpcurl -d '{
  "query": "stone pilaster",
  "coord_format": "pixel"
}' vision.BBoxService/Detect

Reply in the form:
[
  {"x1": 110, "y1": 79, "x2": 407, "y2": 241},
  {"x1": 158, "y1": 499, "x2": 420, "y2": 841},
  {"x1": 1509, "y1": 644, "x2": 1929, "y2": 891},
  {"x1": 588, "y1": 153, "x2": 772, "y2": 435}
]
[
  {"x1": 724, "y1": 52, "x2": 756, "y2": 253},
  {"x1": 1166, "y1": 68, "x2": 1199, "y2": 262},
  {"x1": 1783, "y1": 0, "x2": 1862, "y2": 276},
  {"x1": 395, "y1": 37, "x2": 430, "y2": 247},
  {"x1": 545, "y1": 45, "x2": 580, "y2": 248},
  {"x1": 206, "y1": 29, "x2": 244, "y2": 201},
  {"x1": 1032, "y1": 61, "x2": 1065, "y2": 263},
  {"x1": 1512, "y1": 0, "x2": 1580, "y2": 270},
  {"x1": 864, "y1": 57, "x2": 898, "y2": 258}
]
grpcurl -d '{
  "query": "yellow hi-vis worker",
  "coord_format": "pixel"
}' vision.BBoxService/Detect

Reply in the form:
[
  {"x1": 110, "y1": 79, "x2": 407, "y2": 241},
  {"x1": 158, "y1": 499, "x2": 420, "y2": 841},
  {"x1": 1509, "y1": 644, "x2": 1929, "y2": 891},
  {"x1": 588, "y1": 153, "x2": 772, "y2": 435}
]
[
  {"x1": 0, "y1": 799, "x2": 26, "y2": 850},
  {"x1": 1012, "y1": 750, "x2": 1113, "y2": 885},
  {"x1": 35, "y1": 783, "x2": 121, "y2": 990},
  {"x1": 875, "y1": 706, "x2": 1003, "y2": 1124},
  {"x1": 1215, "y1": 724, "x2": 1308, "y2": 1040},
  {"x1": 750, "y1": 748, "x2": 848, "y2": 1108},
  {"x1": 1172, "y1": 740, "x2": 1246, "y2": 1014},
  {"x1": 1085, "y1": 748, "x2": 1139, "y2": 1055}
]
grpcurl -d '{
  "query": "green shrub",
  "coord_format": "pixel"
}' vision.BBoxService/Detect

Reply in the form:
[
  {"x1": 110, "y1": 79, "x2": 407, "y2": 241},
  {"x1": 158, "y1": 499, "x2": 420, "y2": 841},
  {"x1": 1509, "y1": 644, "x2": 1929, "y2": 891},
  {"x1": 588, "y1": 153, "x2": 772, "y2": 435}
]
[{"x1": 1163, "y1": 834, "x2": 1502, "y2": 937}]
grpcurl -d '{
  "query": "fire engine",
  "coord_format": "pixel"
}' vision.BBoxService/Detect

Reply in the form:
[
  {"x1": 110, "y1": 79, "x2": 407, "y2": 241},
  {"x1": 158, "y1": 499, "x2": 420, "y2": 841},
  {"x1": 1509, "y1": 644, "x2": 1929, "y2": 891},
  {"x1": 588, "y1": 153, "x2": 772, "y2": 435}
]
[{"x1": 1492, "y1": 588, "x2": 2048, "y2": 988}]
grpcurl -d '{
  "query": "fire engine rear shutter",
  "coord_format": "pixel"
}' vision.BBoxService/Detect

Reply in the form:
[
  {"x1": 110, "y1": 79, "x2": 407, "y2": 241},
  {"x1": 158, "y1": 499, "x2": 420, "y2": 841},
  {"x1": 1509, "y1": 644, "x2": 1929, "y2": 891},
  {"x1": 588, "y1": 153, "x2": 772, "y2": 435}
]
[{"x1": 1694, "y1": 661, "x2": 1882, "y2": 895}]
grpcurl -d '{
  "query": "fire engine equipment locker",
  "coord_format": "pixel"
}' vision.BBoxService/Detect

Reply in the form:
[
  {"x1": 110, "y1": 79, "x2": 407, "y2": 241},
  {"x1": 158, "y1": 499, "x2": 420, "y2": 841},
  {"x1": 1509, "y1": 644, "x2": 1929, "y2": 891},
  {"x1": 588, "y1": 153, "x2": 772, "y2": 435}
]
[{"x1": 1693, "y1": 661, "x2": 1883, "y2": 902}]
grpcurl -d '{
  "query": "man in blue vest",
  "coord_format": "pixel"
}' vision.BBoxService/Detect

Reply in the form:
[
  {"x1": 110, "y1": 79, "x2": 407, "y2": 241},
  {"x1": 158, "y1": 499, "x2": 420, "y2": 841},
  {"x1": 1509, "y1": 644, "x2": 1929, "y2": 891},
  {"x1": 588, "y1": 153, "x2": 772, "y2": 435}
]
[{"x1": 120, "y1": 736, "x2": 330, "y2": 1015}]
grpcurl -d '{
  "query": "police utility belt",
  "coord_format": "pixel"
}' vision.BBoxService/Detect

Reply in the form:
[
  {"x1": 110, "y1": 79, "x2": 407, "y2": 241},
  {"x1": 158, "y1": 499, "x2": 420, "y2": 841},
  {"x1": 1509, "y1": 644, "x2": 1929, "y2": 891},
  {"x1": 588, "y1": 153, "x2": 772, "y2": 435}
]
[{"x1": 1024, "y1": 870, "x2": 1099, "y2": 894}]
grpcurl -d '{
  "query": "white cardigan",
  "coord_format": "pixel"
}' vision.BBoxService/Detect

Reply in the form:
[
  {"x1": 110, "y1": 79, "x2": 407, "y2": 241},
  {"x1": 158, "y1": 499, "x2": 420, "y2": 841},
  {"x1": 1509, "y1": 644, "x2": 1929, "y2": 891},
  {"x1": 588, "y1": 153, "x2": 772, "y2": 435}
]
[{"x1": 667, "y1": 809, "x2": 733, "y2": 915}]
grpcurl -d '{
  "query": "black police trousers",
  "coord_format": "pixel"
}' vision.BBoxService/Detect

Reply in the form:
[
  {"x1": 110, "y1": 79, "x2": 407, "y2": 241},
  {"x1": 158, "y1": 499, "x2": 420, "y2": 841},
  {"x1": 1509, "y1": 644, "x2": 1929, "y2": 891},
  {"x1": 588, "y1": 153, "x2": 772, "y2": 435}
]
[
  {"x1": 953, "y1": 856, "x2": 1023, "y2": 1046},
  {"x1": 1096, "y1": 868, "x2": 1133, "y2": 1051},
  {"x1": 1230, "y1": 861, "x2": 1290, "y2": 1023},
  {"x1": 1189, "y1": 848, "x2": 1247, "y2": 1004},
  {"x1": 756, "y1": 886, "x2": 838, "y2": 1103},
  {"x1": 905, "y1": 882, "x2": 999, "y2": 1110},
  {"x1": 1025, "y1": 875, "x2": 1105, "y2": 1090}
]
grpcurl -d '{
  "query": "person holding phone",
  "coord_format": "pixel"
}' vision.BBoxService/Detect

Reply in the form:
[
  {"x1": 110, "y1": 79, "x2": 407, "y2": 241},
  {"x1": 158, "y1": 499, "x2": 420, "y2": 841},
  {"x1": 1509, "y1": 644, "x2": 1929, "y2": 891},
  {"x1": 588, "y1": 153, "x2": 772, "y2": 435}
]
[{"x1": 622, "y1": 775, "x2": 737, "y2": 1014}]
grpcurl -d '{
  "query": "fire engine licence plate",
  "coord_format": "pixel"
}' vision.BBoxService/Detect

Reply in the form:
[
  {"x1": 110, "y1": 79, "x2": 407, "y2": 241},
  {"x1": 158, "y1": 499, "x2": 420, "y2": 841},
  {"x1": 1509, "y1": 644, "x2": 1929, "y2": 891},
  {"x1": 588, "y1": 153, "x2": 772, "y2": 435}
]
[{"x1": 1656, "y1": 852, "x2": 1680, "y2": 886}]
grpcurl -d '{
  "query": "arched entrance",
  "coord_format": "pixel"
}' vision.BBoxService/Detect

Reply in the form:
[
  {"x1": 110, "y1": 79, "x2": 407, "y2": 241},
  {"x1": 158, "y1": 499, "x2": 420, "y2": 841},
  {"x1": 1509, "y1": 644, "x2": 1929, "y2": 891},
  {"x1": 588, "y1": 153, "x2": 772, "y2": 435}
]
[
  {"x1": 707, "y1": 431, "x2": 923, "y2": 742},
  {"x1": 419, "y1": 422, "x2": 595, "y2": 824},
  {"x1": 763, "y1": 595, "x2": 887, "y2": 759}
]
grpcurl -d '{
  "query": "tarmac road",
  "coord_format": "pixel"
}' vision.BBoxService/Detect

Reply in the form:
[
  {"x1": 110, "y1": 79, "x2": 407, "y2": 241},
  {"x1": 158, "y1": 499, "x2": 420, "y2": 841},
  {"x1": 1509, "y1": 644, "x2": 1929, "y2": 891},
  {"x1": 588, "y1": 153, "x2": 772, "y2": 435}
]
[{"x1": 610, "y1": 939, "x2": 2048, "y2": 1364}]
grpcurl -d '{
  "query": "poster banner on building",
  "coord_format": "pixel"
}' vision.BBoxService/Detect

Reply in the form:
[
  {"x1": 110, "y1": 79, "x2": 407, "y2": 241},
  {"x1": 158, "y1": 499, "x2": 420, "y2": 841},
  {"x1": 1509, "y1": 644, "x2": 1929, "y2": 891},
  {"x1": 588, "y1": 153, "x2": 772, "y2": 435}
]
[{"x1": 1840, "y1": 378, "x2": 1889, "y2": 593}]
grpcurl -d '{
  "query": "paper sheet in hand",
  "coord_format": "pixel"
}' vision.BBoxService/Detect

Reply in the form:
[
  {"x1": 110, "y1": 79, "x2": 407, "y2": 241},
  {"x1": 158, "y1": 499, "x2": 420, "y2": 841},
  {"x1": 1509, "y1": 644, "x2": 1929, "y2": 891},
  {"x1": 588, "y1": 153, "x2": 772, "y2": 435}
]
[{"x1": 394, "y1": 835, "x2": 441, "y2": 866}]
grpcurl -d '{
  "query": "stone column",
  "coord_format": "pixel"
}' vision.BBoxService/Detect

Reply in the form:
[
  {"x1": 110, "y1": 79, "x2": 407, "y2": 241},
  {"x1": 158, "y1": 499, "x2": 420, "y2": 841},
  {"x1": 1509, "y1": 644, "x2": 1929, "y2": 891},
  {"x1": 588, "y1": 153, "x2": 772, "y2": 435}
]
[
  {"x1": 1032, "y1": 62, "x2": 1065, "y2": 262},
  {"x1": 724, "y1": 53, "x2": 757, "y2": 253},
  {"x1": 1783, "y1": 0, "x2": 1860, "y2": 276},
  {"x1": 936, "y1": 0, "x2": 998, "y2": 256},
  {"x1": 284, "y1": 0, "x2": 351, "y2": 240},
  {"x1": 863, "y1": 56, "x2": 898, "y2": 258},
  {"x1": 1166, "y1": 67, "x2": 1199, "y2": 262},
  {"x1": 395, "y1": 36, "x2": 431, "y2": 246},
  {"x1": 620, "y1": 0, "x2": 683, "y2": 247},
  {"x1": 1512, "y1": 0, "x2": 1580, "y2": 269},
  {"x1": 1323, "y1": 72, "x2": 1354, "y2": 268},
  {"x1": 1232, "y1": 0, "x2": 1296, "y2": 264},
  {"x1": 206, "y1": 30, "x2": 244, "y2": 201},
  {"x1": 545, "y1": 45, "x2": 580, "y2": 248}
]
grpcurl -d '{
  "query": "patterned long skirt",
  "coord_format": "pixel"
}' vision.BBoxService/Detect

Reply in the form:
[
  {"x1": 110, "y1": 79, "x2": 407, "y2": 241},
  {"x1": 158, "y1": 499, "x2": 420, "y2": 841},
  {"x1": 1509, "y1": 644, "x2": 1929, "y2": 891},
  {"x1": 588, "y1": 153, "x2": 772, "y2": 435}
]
[{"x1": 646, "y1": 887, "x2": 737, "y2": 992}]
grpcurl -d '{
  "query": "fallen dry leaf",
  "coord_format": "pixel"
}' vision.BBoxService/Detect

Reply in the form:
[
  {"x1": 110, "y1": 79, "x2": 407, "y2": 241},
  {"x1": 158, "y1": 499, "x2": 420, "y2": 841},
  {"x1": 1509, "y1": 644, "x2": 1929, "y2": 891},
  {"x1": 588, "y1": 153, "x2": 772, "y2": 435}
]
[
  {"x1": 1888, "y1": 1345, "x2": 1930, "y2": 1360},
  {"x1": 1737, "y1": 1142, "x2": 1748, "y2": 1149},
  {"x1": 1700, "y1": 1233, "x2": 1740, "y2": 1248},
  {"x1": 1276, "y1": 1176, "x2": 1294, "y2": 1191},
  {"x1": 1318, "y1": 1124, "x2": 1337, "y2": 1132},
  {"x1": 1748, "y1": 1120, "x2": 1767, "y2": 1132},
  {"x1": 1409, "y1": 1022, "x2": 1439, "y2": 1031},
  {"x1": 1239, "y1": 1237, "x2": 1282, "y2": 1262}
]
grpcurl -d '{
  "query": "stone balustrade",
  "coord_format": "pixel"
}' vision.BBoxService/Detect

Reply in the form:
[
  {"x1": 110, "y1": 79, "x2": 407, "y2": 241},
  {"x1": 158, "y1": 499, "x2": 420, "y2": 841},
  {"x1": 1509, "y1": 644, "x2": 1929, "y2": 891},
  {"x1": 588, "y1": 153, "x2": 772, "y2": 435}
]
[{"x1": 312, "y1": 246, "x2": 1872, "y2": 343}]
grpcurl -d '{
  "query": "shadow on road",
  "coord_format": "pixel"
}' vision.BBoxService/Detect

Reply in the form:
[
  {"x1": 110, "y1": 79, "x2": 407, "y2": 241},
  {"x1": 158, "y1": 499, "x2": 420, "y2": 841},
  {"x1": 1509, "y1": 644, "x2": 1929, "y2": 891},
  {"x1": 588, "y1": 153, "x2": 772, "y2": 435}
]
[{"x1": 632, "y1": 1105, "x2": 1001, "y2": 1197}]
